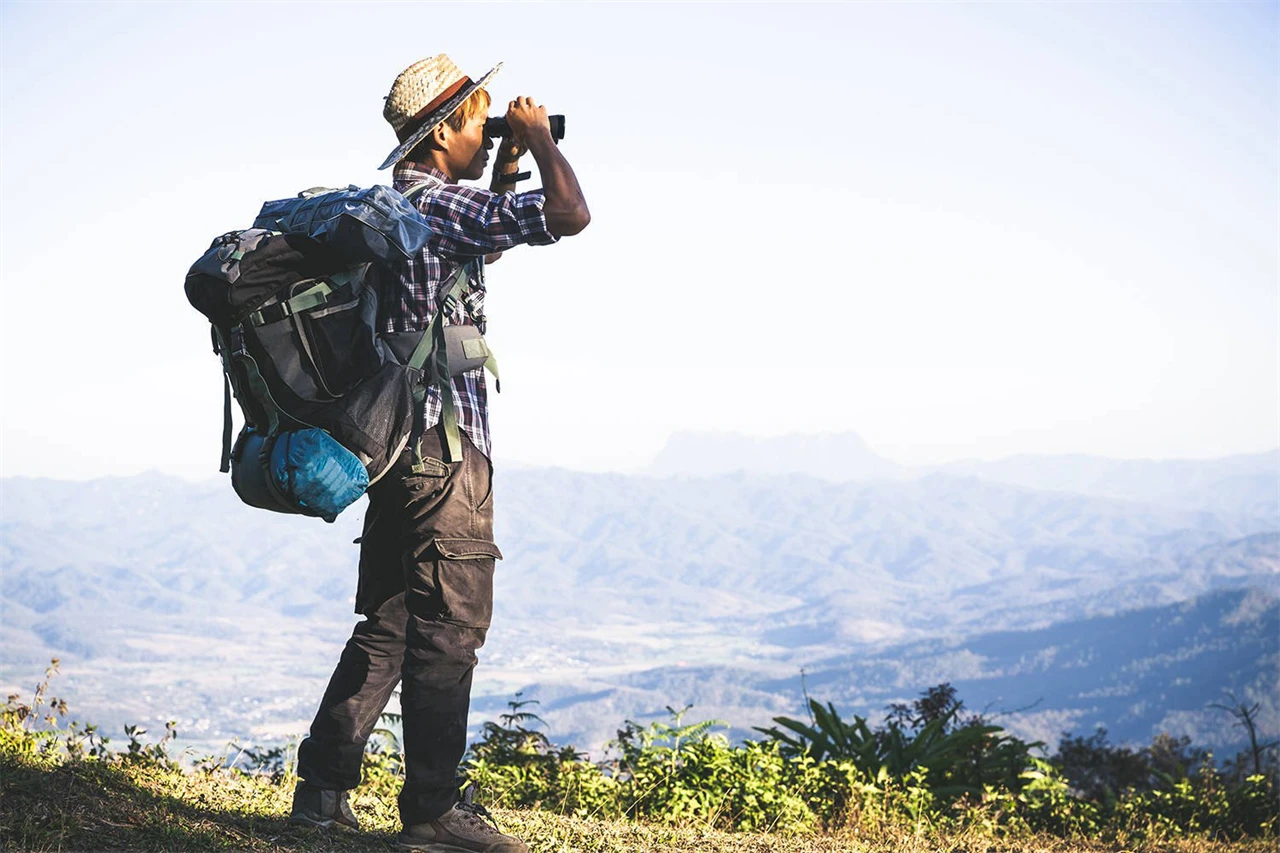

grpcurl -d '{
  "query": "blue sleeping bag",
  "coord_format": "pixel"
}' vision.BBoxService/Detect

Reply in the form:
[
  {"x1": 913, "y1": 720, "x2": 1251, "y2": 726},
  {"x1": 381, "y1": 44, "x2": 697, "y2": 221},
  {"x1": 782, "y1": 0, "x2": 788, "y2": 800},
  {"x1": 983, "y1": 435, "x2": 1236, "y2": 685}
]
[{"x1": 231, "y1": 428, "x2": 369, "y2": 523}]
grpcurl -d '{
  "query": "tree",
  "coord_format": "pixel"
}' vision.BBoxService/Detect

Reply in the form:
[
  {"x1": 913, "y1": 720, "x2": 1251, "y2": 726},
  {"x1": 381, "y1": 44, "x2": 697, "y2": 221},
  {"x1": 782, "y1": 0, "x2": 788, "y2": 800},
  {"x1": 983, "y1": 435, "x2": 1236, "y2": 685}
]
[
  {"x1": 1052, "y1": 728, "x2": 1151, "y2": 801},
  {"x1": 1210, "y1": 693, "x2": 1280, "y2": 784},
  {"x1": 886, "y1": 682, "x2": 970, "y2": 731},
  {"x1": 1146, "y1": 732, "x2": 1205, "y2": 782}
]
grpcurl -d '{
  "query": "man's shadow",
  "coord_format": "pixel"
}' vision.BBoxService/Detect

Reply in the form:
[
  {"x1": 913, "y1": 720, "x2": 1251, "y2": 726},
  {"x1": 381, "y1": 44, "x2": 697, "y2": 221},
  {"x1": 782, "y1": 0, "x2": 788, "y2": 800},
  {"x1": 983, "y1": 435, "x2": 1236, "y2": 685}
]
[{"x1": 1, "y1": 749, "x2": 401, "y2": 851}]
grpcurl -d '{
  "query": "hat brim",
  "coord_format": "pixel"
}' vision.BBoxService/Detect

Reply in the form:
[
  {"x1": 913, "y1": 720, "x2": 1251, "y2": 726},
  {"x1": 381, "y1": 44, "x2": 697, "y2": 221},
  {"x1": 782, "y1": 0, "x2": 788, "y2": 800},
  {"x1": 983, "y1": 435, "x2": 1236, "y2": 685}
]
[{"x1": 378, "y1": 63, "x2": 502, "y2": 171}]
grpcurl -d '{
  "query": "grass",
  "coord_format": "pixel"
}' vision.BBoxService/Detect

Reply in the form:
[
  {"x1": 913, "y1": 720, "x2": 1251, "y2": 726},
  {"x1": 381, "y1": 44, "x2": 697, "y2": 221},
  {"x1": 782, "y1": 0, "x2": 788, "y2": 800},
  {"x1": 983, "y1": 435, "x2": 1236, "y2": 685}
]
[{"x1": 2, "y1": 745, "x2": 1274, "y2": 853}]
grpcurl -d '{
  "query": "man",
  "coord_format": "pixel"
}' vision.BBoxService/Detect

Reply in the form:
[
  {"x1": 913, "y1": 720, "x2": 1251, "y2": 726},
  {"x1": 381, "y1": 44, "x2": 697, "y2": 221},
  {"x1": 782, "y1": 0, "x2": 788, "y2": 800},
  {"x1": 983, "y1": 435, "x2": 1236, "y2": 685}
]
[{"x1": 289, "y1": 54, "x2": 589, "y2": 853}]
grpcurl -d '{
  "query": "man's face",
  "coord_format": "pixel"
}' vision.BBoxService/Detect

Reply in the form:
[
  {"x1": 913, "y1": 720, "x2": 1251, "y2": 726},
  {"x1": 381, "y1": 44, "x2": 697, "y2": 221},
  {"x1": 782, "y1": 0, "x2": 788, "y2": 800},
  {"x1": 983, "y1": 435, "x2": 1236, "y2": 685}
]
[{"x1": 447, "y1": 111, "x2": 492, "y2": 182}]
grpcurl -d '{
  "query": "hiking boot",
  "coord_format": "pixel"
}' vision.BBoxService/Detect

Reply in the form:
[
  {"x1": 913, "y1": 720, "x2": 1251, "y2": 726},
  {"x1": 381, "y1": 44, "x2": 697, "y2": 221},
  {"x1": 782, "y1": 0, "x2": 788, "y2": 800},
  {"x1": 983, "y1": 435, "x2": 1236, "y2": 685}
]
[
  {"x1": 288, "y1": 781, "x2": 359, "y2": 830},
  {"x1": 397, "y1": 799, "x2": 527, "y2": 852}
]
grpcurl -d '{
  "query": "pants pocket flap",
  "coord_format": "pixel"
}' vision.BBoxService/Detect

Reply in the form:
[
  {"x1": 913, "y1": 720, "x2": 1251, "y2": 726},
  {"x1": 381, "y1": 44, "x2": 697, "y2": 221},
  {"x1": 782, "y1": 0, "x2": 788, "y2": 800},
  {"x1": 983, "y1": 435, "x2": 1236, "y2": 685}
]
[{"x1": 432, "y1": 537, "x2": 503, "y2": 561}]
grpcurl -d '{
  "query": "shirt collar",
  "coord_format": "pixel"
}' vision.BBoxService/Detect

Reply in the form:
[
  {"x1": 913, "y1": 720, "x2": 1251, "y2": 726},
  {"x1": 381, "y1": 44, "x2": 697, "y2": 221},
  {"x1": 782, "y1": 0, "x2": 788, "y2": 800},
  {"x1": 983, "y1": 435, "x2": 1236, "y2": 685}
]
[{"x1": 392, "y1": 162, "x2": 452, "y2": 191}]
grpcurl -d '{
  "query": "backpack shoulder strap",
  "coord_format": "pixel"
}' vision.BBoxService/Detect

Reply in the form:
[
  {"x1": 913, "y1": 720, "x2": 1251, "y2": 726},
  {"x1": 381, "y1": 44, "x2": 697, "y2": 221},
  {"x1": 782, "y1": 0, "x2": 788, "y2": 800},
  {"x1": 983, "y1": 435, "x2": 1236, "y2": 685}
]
[
  {"x1": 403, "y1": 180, "x2": 437, "y2": 203},
  {"x1": 405, "y1": 260, "x2": 480, "y2": 470}
]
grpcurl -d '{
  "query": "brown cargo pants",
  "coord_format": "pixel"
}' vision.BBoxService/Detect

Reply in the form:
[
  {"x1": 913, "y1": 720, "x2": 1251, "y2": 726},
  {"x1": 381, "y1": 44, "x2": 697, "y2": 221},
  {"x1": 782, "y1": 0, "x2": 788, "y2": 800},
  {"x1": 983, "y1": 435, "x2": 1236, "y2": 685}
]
[{"x1": 296, "y1": 426, "x2": 500, "y2": 825}]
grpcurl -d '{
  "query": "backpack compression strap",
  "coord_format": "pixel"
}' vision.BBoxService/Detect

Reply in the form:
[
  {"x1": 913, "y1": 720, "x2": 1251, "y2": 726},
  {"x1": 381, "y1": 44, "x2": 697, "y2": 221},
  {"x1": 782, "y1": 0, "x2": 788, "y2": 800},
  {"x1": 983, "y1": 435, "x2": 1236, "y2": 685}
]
[
  {"x1": 242, "y1": 267, "x2": 364, "y2": 328},
  {"x1": 245, "y1": 280, "x2": 332, "y2": 327},
  {"x1": 213, "y1": 325, "x2": 285, "y2": 473},
  {"x1": 212, "y1": 327, "x2": 234, "y2": 473}
]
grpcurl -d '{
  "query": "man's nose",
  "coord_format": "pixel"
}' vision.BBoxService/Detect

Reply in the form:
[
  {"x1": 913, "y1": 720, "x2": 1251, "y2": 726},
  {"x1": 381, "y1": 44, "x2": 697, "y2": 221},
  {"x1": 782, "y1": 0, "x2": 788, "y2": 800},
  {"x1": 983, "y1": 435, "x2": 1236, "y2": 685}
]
[{"x1": 483, "y1": 136, "x2": 494, "y2": 150}]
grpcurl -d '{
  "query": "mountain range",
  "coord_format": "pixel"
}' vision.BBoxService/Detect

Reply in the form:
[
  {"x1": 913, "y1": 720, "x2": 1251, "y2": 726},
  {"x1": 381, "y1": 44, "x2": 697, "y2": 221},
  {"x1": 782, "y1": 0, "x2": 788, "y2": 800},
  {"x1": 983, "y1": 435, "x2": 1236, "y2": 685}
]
[
  {"x1": 650, "y1": 431, "x2": 1277, "y2": 511},
  {"x1": 1, "y1": 434, "x2": 1275, "y2": 759}
]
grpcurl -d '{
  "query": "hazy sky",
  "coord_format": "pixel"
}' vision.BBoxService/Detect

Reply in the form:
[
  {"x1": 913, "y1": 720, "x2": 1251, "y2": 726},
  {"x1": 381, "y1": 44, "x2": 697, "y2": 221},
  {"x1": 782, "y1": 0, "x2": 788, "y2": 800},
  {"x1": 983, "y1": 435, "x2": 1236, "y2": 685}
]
[{"x1": 1, "y1": 0, "x2": 1276, "y2": 479}]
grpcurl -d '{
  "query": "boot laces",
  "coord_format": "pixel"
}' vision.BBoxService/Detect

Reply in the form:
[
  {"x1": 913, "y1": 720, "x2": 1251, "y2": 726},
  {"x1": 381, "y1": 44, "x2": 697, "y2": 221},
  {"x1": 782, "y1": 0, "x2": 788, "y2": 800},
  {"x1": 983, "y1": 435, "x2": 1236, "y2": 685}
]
[{"x1": 457, "y1": 782, "x2": 503, "y2": 834}]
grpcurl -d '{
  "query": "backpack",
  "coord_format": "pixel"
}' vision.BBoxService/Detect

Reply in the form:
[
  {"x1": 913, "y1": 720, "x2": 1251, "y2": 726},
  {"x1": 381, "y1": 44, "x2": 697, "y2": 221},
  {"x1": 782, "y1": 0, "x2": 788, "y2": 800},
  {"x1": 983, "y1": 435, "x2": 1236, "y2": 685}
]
[{"x1": 185, "y1": 184, "x2": 495, "y2": 522}]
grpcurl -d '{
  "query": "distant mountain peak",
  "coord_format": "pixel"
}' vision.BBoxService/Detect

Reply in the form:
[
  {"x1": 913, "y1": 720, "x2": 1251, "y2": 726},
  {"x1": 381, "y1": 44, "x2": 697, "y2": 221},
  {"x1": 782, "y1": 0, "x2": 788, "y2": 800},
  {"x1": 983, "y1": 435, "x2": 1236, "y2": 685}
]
[{"x1": 647, "y1": 430, "x2": 902, "y2": 481}]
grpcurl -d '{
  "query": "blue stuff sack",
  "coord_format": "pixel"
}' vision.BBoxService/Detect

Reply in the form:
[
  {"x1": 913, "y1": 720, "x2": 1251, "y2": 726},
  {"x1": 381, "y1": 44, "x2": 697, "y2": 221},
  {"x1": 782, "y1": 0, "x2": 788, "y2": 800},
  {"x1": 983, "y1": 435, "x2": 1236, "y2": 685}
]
[
  {"x1": 231, "y1": 428, "x2": 369, "y2": 523},
  {"x1": 253, "y1": 185, "x2": 431, "y2": 262}
]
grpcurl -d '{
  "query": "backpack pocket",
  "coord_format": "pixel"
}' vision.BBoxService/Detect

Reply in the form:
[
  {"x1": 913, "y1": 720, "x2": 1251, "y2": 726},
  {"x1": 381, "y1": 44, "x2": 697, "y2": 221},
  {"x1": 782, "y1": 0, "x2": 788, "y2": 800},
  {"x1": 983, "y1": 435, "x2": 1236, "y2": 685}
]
[
  {"x1": 382, "y1": 324, "x2": 493, "y2": 378},
  {"x1": 248, "y1": 270, "x2": 383, "y2": 405},
  {"x1": 296, "y1": 278, "x2": 383, "y2": 396}
]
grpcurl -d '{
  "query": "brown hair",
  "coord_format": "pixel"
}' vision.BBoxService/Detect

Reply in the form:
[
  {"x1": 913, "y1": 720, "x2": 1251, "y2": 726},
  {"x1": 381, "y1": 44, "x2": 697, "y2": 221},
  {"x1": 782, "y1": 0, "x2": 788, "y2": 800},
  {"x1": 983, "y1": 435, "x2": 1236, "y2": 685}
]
[{"x1": 444, "y1": 87, "x2": 491, "y2": 132}]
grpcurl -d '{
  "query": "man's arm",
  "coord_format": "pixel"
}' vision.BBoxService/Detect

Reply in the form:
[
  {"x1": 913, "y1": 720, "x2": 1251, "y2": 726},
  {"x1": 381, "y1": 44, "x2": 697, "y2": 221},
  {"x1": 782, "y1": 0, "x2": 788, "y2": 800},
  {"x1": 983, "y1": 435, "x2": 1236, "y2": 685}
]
[
  {"x1": 484, "y1": 137, "x2": 528, "y2": 263},
  {"x1": 506, "y1": 96, "x2": 590, "y2": 237}
]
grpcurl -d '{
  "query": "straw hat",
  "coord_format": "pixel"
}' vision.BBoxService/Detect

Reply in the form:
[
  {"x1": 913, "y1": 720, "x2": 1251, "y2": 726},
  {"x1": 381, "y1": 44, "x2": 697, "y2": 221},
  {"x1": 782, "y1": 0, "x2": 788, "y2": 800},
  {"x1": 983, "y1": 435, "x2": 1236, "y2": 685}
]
[{"x1": 378, "y1": 54, "x2": 501, "y2": 171}]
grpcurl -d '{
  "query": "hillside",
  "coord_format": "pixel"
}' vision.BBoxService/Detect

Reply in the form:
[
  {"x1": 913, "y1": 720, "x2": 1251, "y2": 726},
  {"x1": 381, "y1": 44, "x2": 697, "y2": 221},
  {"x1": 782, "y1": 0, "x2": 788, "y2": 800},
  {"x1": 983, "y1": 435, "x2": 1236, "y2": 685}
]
[{"x1": 515, "y1": 585, "x2": 1277, "y2": 754}]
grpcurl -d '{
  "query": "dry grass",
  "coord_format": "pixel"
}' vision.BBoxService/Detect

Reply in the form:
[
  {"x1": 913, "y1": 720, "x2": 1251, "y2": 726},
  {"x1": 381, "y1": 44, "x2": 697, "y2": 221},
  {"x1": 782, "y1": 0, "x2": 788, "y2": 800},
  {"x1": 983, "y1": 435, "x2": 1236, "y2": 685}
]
[{"x1": 1, "y1": 748, "x2": 1272, "y2": 853}]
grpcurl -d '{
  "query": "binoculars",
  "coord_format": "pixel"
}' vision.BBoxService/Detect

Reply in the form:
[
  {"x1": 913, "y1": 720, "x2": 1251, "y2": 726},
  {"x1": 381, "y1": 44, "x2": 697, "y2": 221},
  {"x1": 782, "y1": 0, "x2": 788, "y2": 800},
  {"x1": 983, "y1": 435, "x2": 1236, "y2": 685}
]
[{"x1": 484, "y1": 115, "x2": 566, "y2": 142}]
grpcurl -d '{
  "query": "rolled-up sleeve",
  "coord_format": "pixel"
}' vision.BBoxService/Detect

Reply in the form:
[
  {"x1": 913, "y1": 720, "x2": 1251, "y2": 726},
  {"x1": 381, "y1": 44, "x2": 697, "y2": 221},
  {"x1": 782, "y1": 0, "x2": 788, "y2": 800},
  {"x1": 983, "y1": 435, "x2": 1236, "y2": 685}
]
[{"x1": 419, "y1": 185, "x2": 559, "y2": 257}]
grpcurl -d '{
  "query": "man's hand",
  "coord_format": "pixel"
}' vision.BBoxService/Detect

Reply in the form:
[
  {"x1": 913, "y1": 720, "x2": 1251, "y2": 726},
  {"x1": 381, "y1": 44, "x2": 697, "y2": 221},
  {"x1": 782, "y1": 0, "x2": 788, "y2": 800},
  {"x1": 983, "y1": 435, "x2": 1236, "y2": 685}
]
[
  {"x1": 502, "y1": 95, "x2": 590, "y2": 237},
  {"x1": 504, "y1": 96, "x2": 552, "y2": 146},
  {"x1": 495, "y1": 136, "x2": 527, "y2": 162},
  {"x1": 488, "y1": 98, "x2": 540, "y2": 197}
]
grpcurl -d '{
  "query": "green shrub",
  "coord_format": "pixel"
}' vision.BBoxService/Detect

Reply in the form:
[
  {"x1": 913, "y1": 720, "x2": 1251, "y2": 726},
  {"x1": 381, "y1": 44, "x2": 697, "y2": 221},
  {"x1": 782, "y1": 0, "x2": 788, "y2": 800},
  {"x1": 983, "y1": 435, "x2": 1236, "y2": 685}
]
[
  {"x1": 609, "y1": 710, "x2": 821, "y2": 832},
  {"x1": 756, "y1": 683, "x2": 1041, "y2": 802}
]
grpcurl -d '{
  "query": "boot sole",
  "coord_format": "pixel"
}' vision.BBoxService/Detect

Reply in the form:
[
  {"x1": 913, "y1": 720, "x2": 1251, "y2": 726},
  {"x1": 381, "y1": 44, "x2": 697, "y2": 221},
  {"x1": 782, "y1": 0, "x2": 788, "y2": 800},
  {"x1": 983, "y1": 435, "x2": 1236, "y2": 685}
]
[
  {"x1": 288, "y1": 815, "x2": 359, "y2": 831},
  {"x1": 397, "y1": 840, "x2": 526, "y2": 853}
]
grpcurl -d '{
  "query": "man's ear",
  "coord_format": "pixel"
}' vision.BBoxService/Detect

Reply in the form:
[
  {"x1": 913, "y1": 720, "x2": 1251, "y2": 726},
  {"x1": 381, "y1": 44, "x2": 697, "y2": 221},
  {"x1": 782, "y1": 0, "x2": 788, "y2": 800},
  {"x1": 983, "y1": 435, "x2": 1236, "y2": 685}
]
[{"x1": 430, "y1": 122, "x2": 452, "y2": 152}]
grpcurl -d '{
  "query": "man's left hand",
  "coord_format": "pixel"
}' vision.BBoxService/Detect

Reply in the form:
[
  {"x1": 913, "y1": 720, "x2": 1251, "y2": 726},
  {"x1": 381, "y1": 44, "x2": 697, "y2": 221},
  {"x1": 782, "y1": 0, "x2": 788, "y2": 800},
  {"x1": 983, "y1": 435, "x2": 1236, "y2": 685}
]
[
  {"x1": 489, "y1": 137, "x2": 527, "y2": 195},
  {"x1": 496, "y1": 136, "x2": 527, "y2": 162}
]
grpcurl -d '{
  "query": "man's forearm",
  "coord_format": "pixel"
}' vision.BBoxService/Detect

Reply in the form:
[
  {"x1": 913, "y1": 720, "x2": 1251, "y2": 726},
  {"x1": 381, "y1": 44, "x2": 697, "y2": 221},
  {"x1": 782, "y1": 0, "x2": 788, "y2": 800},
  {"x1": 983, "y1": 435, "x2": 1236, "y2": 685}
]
[
  {"x1": 489, "y1": 139, "x2": 525, "y2": 195},
  {"x1": 525, "y1": 129, "x2": 590, "y2": 236},
  {"x1": 486, "y1": 140, "x2": 526, "y2": 263}
]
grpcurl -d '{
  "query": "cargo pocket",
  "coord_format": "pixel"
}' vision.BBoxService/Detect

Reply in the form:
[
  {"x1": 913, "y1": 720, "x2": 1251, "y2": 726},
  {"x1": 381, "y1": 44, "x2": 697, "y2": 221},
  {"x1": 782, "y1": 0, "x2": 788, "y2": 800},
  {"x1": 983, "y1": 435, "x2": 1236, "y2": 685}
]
[
  {"x1": 430, "y1": 537, "x2": 503, "y2": 628},
  {"x1": 405, "y1": 455, "x2": 450, "y2": 480}
]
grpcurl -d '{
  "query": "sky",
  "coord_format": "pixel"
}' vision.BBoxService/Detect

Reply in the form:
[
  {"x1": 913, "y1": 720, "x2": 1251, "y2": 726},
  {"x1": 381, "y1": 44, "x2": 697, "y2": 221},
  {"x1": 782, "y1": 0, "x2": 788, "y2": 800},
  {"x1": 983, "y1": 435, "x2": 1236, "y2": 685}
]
[{"x1": 0, "y1": 0, "x2": 1277, "y2": 480}]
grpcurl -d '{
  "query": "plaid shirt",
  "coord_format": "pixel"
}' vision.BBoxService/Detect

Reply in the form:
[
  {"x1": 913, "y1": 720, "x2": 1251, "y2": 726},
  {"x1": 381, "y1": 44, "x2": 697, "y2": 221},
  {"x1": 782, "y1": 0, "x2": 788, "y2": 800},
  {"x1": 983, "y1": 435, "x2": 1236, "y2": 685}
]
[{"x1": 381, "y1": 163, "x2": 558, "y2": 458}]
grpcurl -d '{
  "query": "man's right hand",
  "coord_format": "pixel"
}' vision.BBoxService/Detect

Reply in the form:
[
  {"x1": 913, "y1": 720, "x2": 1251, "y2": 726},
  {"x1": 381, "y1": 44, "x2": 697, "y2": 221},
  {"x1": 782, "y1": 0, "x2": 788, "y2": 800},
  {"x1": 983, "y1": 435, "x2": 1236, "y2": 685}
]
[{"x1": 505, "y1": 96, "x2": 552, "y2": 146}]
